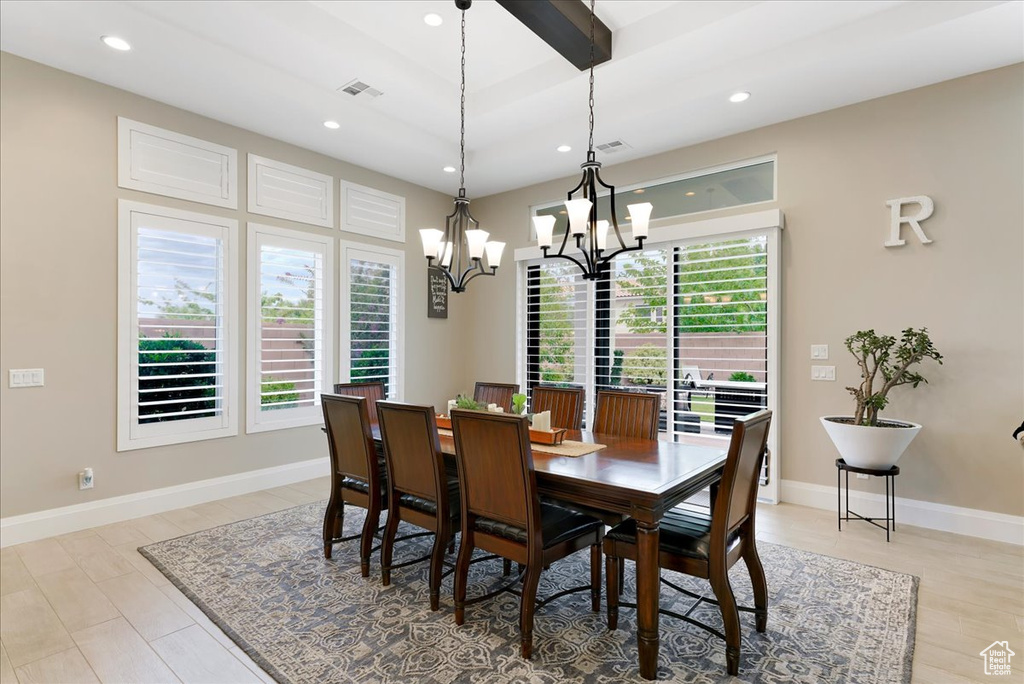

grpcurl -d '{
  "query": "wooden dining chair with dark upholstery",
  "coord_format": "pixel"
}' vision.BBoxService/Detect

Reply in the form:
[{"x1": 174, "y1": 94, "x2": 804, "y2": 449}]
[
  {"x1": 449, "y1": 409, "x2": 605, "y2": 659},
  {"x1": 333, "y1": 381, "x2": 386, "y2": 425},
  {"x1": 321, "y1": 393, "x2": 387, "y2": 577},
  {"x1": 473, "y1": 381, "x2": 519, "y2": 413},
  {"x1": 592, "y1": 389, "x2": 661, "y2": 440},
  {"x1": 530, "y1": 385, "x2": 585, "y2": 430},
  {"x1": 604, "y1": 410, "x2": 772, "y2": 676},
  {"x1": 377, "y1": 401, "x2": 460, "y2": 611}
]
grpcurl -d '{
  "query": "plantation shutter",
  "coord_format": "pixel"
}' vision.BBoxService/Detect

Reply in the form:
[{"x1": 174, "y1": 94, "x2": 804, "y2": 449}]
[
  {"x1": 343, "y1": 249, "x2": 400, "y2": 398},
  {"x1": 524, "y1": 262, "x2": 587, "y2": 412},
  {"x1": 135, "y1": 226, "x2": 226, "y2": 429}
]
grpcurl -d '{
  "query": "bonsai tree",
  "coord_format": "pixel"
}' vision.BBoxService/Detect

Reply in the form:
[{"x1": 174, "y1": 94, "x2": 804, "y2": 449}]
[{"x1": 844, "y1": 327, "x2": 943, "y2": 426}]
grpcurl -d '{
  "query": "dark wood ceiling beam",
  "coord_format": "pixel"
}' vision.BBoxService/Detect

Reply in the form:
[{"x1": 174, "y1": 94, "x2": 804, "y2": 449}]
[{"x1": 496, "y1": 0, "x2": 612, "y2": 71}]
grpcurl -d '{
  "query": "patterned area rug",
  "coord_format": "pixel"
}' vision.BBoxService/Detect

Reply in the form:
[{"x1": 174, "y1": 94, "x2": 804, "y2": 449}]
[{"x1": 140, "y1": 503, "x2": 917, "y2": 684}]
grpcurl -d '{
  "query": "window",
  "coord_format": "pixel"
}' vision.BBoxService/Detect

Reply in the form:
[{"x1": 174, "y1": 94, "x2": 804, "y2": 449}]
[
  {"x1": 247, "y1": 224, "x2": 333, "y2": 432},
  {"x1": 118, "y1": 200, "x2": 238, "y2": 450},
  {"x1": 519, "y1": 210, "x2": 781, "y2": 502},
  {"x1": 340, "y1": 242, "x2": 404, "y2": 399}
]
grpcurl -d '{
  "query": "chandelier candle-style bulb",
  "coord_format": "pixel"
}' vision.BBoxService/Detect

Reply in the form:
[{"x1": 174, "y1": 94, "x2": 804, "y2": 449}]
[
  {"x1": 565, "y1": 198, "x2": 592, "y2": 237},
  {"x1": 465, "y1": 229, "x2": 489, "y2": 259},
  {"x1": 626, "y1": 202, "x2": 652, "y2": 239},
  {"x1": 419, "y1": 229, "x2": 444, "y2": 259},
  {"x1": 532, "y1": 215, "x2": 556, "y2": 248},
  {"x1": 595, "y1": 220, "x2": 609, "y2": 250},
  {"x1": 485, "y1": 241, "x2": 506, "y2": 268}
]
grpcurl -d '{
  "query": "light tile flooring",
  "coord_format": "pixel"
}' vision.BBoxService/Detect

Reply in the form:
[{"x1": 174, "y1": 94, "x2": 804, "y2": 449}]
[{"x1": 1, "y1": 479, "x2": 1021, "y2": 683}]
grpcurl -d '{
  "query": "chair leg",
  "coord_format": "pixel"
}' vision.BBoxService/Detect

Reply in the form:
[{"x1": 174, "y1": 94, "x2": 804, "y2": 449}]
[
  {"x1": 380, "y1": 506, "x2": 400, "y2": 586},
  {"x1": 605, "y1": 554, "x2": 619, "y2": 630},
  {"x1": 590, "y1": 543, "x2": 601, "y2": 612},
  {"x1": 519, "y1": 563, "x2": 543, "y2": 659},
  {"x1": 618, "y1": 557, "x2": 625, "y2": 595},
  {"x1": 743, "y1": 540, "x2": 769, "y2": 633},
  {"x1": 503, "y1": 558, "x2": 512, "y2": 576},
  {"x1": 360, "y1": 500, "x2": 380, "y2": 578},
  {"x1": 709, "y1": 563, "x2": 742, "y2": 676},
  {"x1": 453, "y1": 532, "x2": 473, "y2": 625},
  {"x1": 322, "y1": 495, "x2": 342, "y2": 559},
  {"x1": 428, "y1": 530, "x2": 447, "y2": 611}
]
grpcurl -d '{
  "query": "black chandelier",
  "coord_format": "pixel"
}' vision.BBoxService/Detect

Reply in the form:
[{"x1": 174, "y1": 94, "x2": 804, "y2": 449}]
[
  {"x1": 532, "y1": 0, "x2": 652, "y2": 280},
  {"x1": 419, "y1": 0, "x2": 504, "y2": 293}
]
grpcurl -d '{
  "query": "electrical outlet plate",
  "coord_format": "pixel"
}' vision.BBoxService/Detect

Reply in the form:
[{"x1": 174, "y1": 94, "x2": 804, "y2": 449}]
[
  {"x1": 811, "y1": 365, "x2": 836, "y2": 381},
  {"x1": 811, "y1": 344, "x2": 829, "y2": 360},
  {"x1": 9, "y1": 368, "x2": 44, "y2": 388}
]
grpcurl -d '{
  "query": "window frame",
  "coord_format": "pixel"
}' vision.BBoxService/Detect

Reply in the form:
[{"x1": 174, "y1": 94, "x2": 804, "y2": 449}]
[
  {"x1": 117, "y1": 200, "x2": 239, "y2": 451},
  {"x1": 339, "y1": 240, "x2": 405, "y2": 400},
  {"x1": 246, "y1": 222, "x2": 334, "y2": 433}
]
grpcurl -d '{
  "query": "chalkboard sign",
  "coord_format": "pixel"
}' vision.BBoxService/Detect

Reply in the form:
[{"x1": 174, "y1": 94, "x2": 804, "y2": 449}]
[{"x1": 427, "y1": 268, "x2": 448, "y2": 319}]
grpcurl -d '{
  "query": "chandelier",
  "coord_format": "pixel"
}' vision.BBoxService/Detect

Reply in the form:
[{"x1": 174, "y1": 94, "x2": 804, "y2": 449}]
[
  {"x1": 532, "y1": 0, "x2": 652, "y2": 280},
  {"x1": 419, "y1": 0, "x2": 504, "y2": 293}
]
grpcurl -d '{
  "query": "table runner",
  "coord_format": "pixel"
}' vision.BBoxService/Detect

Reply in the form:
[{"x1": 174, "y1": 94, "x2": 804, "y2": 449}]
[{"x1": 436, "y1": 428, "x2": 605, "y2": 458}]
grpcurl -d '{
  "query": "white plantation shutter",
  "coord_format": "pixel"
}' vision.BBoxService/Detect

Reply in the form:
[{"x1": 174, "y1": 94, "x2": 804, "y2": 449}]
[
  {"x1": 118, "y1": 201, "x2": 238, "y2": 451},
  {"x1": 524, "y1": 261, "x2": 588, "y2": 414},
  {"x1": 247, "y1": 224, "x2": 333, "y2": 432},
  {"x1": 341, "y1": 243, "x2": 403, "y2": 399}
]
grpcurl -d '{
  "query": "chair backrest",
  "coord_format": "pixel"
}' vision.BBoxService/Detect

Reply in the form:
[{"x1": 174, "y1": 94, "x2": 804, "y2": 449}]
[
  {"x1": 530, "y1": 385, "x2": 585, "y2": 430},
  {"x1": 592, "y1": 389, "x2": 660, "y2": 439},
  {"x1": 321, "y1": 394, "x2": 378, "y2": 484},
  {"x1": 333, "y1": 381, "x2": 385, "y2": 424},
  {"x1": 473, "y1": 382, "x2": 519, "y2": 412},
  {"x1": 450, "y1": 409, "x2": 539, "y2": 534},
  {"x1": 711, "y1": 410, "x2": 772, "y2": 541},
  {"x1": 377, "y1": 401, "x2": 445, "y2": 504}
]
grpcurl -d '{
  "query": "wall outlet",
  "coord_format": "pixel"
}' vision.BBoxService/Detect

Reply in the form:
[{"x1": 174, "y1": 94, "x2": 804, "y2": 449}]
[
  {"x1": 78, "y1": 468, "x2": 94, "y2": 490},
  {"x1": 810, "y1": 344, "x2": 829, "y2": 360},
  {"x1": 811, "y1": 365, "x2": 836, "y2": 381}
]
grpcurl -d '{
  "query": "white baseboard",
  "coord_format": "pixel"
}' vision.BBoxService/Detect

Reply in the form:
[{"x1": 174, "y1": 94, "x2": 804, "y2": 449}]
[
  {"x1": 0, "y1": 458, "x2": 330, "y2": 548},
  {"x1": 780, "y1": 479, "x2": 1024, "y2": 546}
]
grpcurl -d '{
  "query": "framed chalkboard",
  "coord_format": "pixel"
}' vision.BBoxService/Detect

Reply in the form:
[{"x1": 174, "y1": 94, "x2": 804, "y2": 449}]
[{"x1": 427, "y1": 268, "x2": 448, "y2": 319}]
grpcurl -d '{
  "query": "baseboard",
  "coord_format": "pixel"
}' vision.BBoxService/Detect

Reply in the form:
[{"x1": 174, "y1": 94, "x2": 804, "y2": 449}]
[
  {"x1": 0, "y1": 458, "x2": 330, "y2": 548},
  {"x1": 780, "y1": 479, "x2": 1024, "y2": 546}
]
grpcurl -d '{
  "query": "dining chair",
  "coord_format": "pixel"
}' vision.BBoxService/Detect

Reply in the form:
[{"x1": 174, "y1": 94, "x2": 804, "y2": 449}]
[
  {"x1": 449, "y1": 409, "x2": 605, "y2": 659},
  {"x1": 592, "y1": 389, "x2": 660, "y2": 440},
  {"x1": 333, "y1": 381, "x2": 386, "y2": 425},
  {"x1": 377, "y1": 401, "x2": 460, "y2": 611},
  {"x1": 530, "y1": 385, "x2": 585, "y2": 430},
  {"x1": 321, "y1": 393, "x2": 387, "y2": 577},
  {"x1": 473, "y1": 381, "x2": 519, "y2": 413},
  {"x1": 603, "y1": 409, "x2": 772, "y2": 676}
]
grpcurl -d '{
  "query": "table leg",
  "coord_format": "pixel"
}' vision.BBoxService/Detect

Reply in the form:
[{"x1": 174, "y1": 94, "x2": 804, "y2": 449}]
[
  {"x1": 636, "y1": 519, "x2": 660, "y2": 680},
  {"x1": 885, "y1": 475, "x2": 890, "y2": 542},
  {"x1": 892, "y1": 475, "x2": 896, "y2": 531},
  {"x1": 837, "y1": 465, "x2": 841, "y2": 531}
]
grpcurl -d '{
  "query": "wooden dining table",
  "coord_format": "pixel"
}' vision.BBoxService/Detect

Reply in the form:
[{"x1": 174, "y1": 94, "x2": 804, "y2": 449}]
[{"x1": 427, "y1": 426, "x2": 729, "y2": 680}]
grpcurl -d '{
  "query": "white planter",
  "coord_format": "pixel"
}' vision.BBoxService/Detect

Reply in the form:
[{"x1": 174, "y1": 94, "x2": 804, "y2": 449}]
[{"x1": 820, "y1": 416, "x2": 921, "y2": 470}]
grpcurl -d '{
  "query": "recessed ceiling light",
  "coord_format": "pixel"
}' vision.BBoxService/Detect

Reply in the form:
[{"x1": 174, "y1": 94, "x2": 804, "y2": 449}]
[
  {"x1": 632, "y1": 189, "x2": 645, "y2": 194},
  {"x1": 556, "y1": 145, "x2": 572, "y2": 153},
  {"x1": 323, "y1": 120, "x2": 341, "y2": 129},
  {"x1": 443, "y1": 166, "x2": 456, "y2": 173},
  {"x1": 684, "y1": 191, "x2": 696, "y2": 197},
  {"x1": 101, "y1": 35, "x2": 131, "y2": 51},
  {"x1": 423, "y1": 13, "x2": 443, "y2": 27},
  {"x1": 729, "y1": 91, "x2": 750, "y2": 103}
]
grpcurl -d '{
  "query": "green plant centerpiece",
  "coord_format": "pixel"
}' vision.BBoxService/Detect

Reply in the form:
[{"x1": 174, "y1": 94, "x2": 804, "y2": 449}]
[
  {"x1": 455, "y1": 394, "x2": 485, "y2": 411},
  {"x1": 511, "y1": 393, "x2": 527, "y2": 415},
  {"x1": 821, "y1": 327, "x2": 943, "y2": 469}
]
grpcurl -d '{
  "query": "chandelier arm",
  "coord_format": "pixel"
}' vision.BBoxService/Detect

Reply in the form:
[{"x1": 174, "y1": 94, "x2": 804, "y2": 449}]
[
  {"x1": 458, "y1": 267, "x2": 497, "y2": 290},
  {"x1": 540, "y1": 250, "x2": 591, "y2": 276},
  {"x1": 432, "y1": 263, "x2": 461, "y2": 291}
]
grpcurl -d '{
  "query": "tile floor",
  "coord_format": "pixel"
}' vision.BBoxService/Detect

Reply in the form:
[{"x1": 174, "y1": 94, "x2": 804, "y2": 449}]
[{"x1": 0, "y1": 478, "x2": 1021, "y2": 683}]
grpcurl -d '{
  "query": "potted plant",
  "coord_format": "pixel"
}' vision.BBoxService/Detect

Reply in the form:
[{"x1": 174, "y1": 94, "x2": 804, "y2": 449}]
[{"x1": 821, "y1": 328, "x2": 943, "y2": 469}]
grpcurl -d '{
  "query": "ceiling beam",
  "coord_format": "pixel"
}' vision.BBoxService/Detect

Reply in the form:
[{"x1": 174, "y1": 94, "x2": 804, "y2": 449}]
[{"x1": 496, "y1": 0, "x2": 612, "y2": 71}]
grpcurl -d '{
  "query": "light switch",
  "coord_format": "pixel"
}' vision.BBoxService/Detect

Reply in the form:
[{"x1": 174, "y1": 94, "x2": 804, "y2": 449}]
[
  {"x1": 811, "y1": 365, "x2": 835, "y2": 381},
  {"x1": 9, "y1": 368, "x2": 44, "y2": 388},
  {"x1": 811, "y1": 344, "x2": 829, "y2": 360}
]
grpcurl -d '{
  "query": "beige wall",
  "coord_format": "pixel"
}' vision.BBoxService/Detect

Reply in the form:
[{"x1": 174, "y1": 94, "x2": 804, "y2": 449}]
[
  {"x1": 0, "y1": 53, "x2": 471, "y2": 517},
  {"x1": 465, "y1": 64, "x2": 1024, "y2": 517}
]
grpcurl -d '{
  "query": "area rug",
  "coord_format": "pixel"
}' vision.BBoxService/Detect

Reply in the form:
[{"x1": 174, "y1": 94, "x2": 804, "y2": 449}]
[{"x1": 139, "y1": 503, "x2": 917, "y2": 684}]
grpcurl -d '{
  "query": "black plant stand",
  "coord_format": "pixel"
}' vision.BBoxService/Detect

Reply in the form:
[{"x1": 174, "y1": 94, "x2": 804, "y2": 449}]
[{"x1": 836, "y1": 458, "x2": 899, "y2": 542}]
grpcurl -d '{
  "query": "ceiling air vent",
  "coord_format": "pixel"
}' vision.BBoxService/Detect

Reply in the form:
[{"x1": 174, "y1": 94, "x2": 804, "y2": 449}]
[
  {"x1": 338, "y1": 79, "x2": 383, "y2": 99},
  {"x1": 595, "y1": 139, "x2": 631, "y2": 154}
]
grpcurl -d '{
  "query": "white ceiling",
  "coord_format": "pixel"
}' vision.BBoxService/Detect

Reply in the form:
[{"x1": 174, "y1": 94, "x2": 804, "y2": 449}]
[{"x1": 1, "y1": 1, "x2": 1021, "y2": 197}]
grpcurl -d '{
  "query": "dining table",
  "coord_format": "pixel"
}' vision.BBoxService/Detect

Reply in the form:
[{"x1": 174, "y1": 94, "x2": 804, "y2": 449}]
[{"x1": 375, "y1": 424, "x2": 728, "y2": 680}]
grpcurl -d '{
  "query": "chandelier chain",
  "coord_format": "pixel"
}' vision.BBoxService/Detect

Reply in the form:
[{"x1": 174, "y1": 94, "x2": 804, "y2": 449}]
[
  {"x1": 460, "y1": 7, "x2": 467, "y2": 190},
  {"x1": 588, "y1": 0, "x2": 595, "y2": 153}
]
